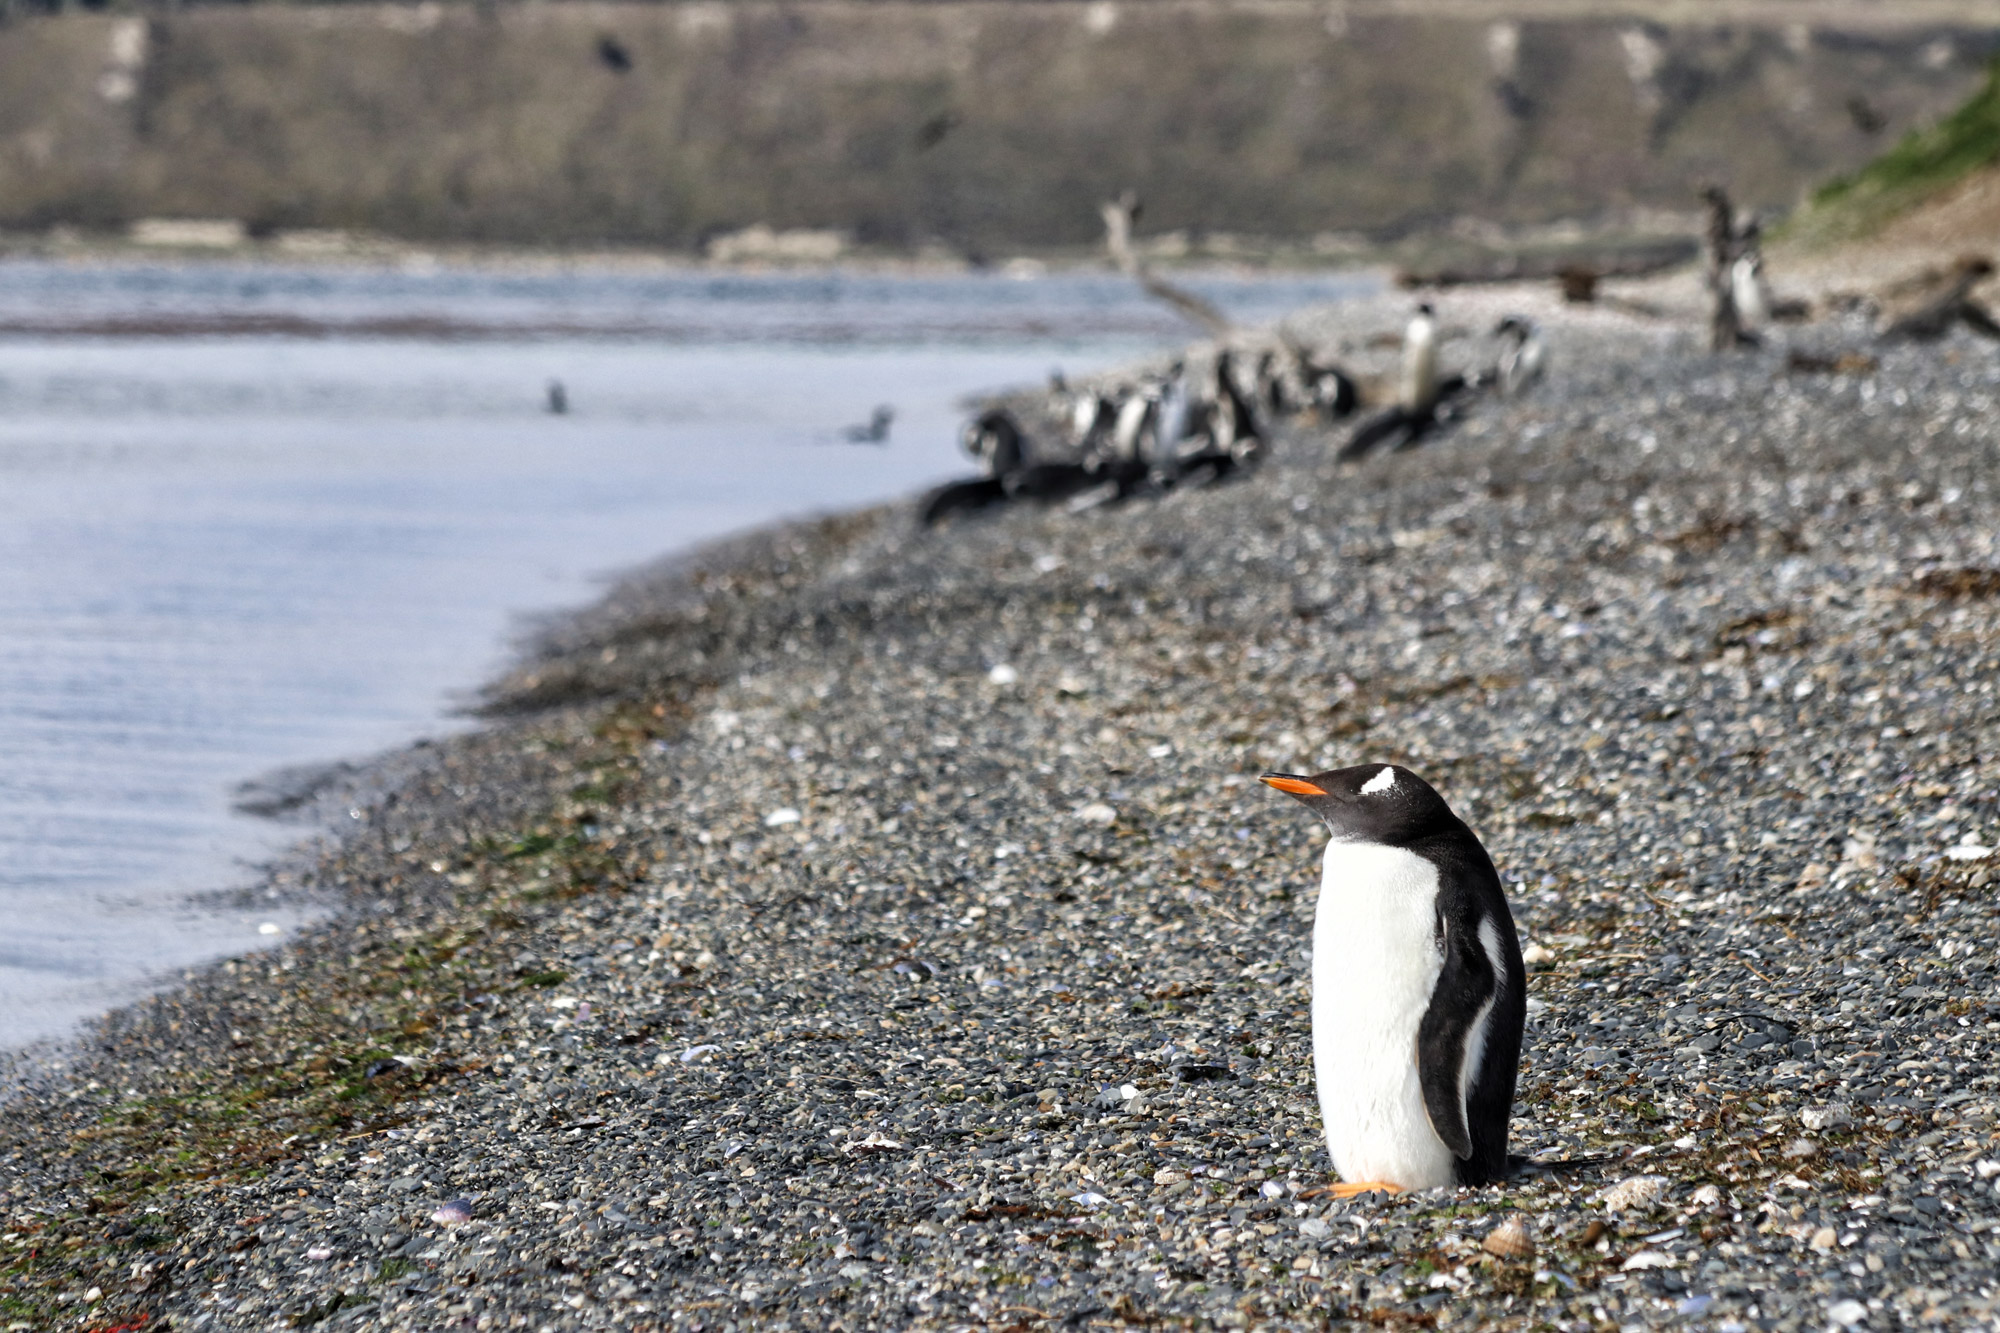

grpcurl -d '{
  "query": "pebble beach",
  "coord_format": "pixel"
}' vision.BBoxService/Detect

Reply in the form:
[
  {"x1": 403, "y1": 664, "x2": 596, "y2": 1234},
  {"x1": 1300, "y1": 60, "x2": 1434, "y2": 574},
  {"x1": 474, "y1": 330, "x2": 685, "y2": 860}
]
[{"x1": 3, "y1": 287, "x2": 1999, "y2": 1333}]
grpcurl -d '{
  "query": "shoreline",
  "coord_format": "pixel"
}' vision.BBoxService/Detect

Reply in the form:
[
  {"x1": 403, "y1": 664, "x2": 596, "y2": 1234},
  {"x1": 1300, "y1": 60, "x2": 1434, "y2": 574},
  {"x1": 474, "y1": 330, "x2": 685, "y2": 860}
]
[{"x1": 3, "y1": 286, "x2": 2000, "y2": 1331}]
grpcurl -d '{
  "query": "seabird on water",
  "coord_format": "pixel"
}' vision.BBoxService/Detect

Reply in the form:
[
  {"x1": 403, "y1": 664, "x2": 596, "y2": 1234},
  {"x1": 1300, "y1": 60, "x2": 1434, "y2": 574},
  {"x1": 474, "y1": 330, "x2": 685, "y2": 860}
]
[{"x1": 840, "y1": 405, "x2": 895, "y2": 444}]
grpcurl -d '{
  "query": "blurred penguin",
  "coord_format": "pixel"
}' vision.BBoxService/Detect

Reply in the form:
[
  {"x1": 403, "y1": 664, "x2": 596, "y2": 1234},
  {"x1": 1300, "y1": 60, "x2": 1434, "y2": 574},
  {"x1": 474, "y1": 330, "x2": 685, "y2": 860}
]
[
  {"x1": 1342, "y1": 303, "x2": 1447, "y2": 461},
  {"x1": 1494, "y1": 315, "x2": 1547, "y2": 397}
]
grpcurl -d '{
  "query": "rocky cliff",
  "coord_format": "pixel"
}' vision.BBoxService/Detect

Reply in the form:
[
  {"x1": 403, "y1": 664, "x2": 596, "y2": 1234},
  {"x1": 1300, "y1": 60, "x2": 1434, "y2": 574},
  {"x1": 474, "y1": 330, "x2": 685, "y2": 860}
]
[{"x1": 0, "y1": 1, "x2": 1993, "y2": 251}]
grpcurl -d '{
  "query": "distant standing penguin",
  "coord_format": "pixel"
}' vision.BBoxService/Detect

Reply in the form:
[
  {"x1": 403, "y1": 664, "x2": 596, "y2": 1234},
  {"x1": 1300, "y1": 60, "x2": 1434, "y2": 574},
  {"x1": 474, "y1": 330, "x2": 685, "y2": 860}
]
[
  {"x1": 1399, "y1": 302, "x2": 1440, "y2": 415},
  {"x1": 1493, "y1": 315, "x2": 1547, "y2": 397},
  {"x1": 1261, "y1": 764, "x2": 1525, "y2": 1194}
]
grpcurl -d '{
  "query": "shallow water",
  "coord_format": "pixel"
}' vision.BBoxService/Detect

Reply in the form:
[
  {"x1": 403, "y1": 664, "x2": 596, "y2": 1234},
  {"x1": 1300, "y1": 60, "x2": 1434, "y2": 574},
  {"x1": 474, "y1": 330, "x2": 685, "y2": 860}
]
[{"x1": 0, "y1": 258, "x2": 1372, "y2": 1050}]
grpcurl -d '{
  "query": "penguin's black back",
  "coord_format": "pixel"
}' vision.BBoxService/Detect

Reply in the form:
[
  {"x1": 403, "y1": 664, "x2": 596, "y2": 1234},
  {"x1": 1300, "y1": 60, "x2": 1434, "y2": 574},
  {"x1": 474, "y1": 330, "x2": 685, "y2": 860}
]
[{"x1": 1407, "y1": 822, "x2": 1526, "y2": 1186}]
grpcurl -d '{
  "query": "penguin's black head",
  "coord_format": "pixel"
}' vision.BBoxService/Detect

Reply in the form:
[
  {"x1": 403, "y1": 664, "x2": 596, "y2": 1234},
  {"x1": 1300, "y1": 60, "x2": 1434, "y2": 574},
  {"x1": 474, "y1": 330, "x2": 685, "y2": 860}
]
[{"x1": 1259, "y1": 763, "x2": 1457, "y2": 846}]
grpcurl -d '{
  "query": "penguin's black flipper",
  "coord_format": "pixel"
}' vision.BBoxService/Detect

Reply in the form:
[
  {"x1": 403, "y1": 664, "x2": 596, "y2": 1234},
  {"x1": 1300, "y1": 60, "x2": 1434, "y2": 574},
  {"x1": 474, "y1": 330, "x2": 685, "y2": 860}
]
[{"x1": 1414, "y1": 920, "x2": 1501, "y2": 1162}]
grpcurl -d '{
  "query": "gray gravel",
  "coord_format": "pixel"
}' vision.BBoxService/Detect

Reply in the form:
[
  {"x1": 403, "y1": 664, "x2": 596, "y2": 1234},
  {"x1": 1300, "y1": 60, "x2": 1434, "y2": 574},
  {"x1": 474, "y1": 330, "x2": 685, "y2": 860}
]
[{"x1": 2, "y1": 295, "x2": 1999, "y2": 1333}]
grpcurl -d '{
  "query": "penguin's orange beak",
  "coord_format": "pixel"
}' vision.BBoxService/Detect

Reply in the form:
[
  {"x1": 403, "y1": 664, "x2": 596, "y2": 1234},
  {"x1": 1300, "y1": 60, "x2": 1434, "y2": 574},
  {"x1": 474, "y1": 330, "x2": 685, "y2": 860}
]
[{"x1": 1260, "y1": 773, "x2": 1327, "y2": 796}]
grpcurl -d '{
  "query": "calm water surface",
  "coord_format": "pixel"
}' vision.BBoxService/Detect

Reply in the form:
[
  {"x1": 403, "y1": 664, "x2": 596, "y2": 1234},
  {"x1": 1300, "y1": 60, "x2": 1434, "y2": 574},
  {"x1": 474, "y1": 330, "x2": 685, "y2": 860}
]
[{"x1": 0, "y1": 258, "x2": 1373, "y2": 1050}]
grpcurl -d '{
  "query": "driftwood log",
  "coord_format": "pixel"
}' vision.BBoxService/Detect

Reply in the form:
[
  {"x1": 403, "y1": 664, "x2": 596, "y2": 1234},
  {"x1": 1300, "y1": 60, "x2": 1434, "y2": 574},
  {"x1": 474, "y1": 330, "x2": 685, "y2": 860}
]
[{"x1": 1879, "y1": 256, "x2": 2000, "y2": 342}]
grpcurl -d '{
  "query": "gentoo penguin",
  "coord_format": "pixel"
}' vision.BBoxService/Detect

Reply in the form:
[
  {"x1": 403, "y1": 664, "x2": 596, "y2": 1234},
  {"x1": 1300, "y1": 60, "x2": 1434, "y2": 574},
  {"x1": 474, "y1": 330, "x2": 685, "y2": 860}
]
[{"x1": 1261, "y1": 764, "x2": 1525, "y2": 1194}]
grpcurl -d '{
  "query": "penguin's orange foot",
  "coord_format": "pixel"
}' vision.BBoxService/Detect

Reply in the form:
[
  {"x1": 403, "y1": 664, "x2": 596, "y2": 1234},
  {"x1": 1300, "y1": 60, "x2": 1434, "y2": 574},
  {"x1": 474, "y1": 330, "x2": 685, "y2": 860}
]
[{"x1": 1329, "y1": 1180, "x2": 1406, "y2": 1199}]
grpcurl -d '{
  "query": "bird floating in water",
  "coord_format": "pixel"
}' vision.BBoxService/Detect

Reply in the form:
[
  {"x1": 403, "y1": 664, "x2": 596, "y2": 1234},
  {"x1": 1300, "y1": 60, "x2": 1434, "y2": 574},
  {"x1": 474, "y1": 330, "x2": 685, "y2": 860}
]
[
  {"x1": 840, "y1": 405, "x2": 895, "y2": 444},
  {"x1": 546, "y1": 380, "x2": 568, "y2": 415}
]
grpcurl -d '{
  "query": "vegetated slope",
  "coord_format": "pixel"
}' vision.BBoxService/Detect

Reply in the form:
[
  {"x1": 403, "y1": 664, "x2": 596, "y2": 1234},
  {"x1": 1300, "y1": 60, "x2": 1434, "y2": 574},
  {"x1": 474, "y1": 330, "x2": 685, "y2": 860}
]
[{"x1": 1789, "y1": 55, "x2": 2000, "y2": 247}]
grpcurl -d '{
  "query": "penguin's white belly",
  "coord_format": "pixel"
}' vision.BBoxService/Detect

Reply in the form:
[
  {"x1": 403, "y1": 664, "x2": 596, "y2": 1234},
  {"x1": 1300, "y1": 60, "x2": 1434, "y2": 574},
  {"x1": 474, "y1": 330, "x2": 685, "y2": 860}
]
[{"x1": 1312, "y1": 840, "x2": 1457, "y2": 1189}]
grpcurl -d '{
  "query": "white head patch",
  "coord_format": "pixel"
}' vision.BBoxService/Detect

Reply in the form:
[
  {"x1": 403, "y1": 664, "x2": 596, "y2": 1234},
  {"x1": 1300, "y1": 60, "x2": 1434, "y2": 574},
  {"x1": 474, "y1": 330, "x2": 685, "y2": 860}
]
[{"x1": 1360, "y1": 766, "x2": 1397, "y2": 795}]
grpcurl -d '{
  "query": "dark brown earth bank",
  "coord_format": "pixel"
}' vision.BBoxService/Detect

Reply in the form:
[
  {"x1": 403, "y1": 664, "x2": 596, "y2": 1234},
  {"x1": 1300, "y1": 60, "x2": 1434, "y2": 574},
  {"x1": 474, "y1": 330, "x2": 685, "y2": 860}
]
[{"x1": 2, "y1": 286, "x2": 1999, "y2": 1330}]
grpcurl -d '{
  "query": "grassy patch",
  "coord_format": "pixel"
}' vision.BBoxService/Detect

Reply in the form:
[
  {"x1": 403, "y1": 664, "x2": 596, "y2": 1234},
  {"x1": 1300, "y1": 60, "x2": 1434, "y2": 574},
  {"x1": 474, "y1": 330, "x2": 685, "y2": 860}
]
[{"x1": 1789, "y1": 58, "x2": 2000, "y2": 245}]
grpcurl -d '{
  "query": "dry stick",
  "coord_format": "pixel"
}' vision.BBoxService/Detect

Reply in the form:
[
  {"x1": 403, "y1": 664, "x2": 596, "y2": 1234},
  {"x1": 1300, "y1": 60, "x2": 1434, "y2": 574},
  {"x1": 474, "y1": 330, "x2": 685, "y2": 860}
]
[
  {"x1": 1099, "y1": 191, "x2": 1232, "y2": 338},
  {"x1": 1880, "y1": 255, "x2": 2000, "y2": 341}
]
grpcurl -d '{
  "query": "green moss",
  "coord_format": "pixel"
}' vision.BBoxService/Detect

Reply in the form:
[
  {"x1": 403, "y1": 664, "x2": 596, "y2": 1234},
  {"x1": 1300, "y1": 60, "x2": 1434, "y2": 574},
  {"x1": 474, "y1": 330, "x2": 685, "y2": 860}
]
[{"x1": 1790, "y1": 57, "x2": 2000, "y2": 244}]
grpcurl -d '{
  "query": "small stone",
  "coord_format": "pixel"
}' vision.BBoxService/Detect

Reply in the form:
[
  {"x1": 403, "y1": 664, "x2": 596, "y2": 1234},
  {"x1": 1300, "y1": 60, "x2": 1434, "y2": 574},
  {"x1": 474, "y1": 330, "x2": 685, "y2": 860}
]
[
  {"x1": 431, "y1": 1199, "x2": 474, "y2": 1225},
  {"x1": 1521, "y1": 944, "x2": 1555, "y2": 969},
  {"x1": 1827, "y1": 1298, "x2": 1869, "y2": 1328},
  {"x1": 1299, "y1": 1217, "x2": 1330, "y2": 1240},
  {"x1": 1621, "y1": 1250, "x2": 1675, "y2": 1271},
  {"x1": 1785, "y1": 1138, "x2": 1820, "y2": 1159},
  {"x1": 764, "y1": 808, "x2": 802, "y2": 827},
  {"x1": 987, "y1": 663, "x2": 1019, "y2": 686},
  {"x1": 305, "y1": 1246, "x2": 332, "y2": 1261},
  {"x1": 1810, "y1": 1227, "x2": 1838, "y2": 1250},
  {"x1": 1075, "y1": 803, "x2": 1117, "y2": 825},
  {"x1": 1801, "y1": 1104, "x2": 1852, "y2": 1132},
  {"x1": 1068, "y1": 1192, "x2": 1108, "y2": 1208},
  {"x1": 1691, "y1": 1184, "x2": 1724, "y2": 1208}
]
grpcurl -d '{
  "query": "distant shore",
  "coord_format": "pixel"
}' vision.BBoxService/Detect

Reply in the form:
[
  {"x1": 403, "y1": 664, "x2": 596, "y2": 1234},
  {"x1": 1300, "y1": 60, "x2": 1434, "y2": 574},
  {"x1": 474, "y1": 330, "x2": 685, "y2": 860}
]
[{"x1": 3, "y1": 279, "x2": 1999, "y2": 1332}]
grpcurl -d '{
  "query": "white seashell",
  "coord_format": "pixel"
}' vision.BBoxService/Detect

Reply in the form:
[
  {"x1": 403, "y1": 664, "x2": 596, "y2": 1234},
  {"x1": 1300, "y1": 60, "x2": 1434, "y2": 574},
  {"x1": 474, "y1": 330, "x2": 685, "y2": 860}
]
[
  {"x1": 1075, "y1": 802, "x2": 1117, "y2": 825},
  {"x1": 764, "y1": 808, "x2": 801, "y2": 827},
  {"x1": 987, "y1": 663, "x2": 1019, "y2": 686},
  {"x1": 1600, "y1": 1175, "x2": 1668, "y2": 1212},
  {"x1": 1691, "y1": 1183, "x2": 1724, "y2": 1208},
  {"x1": 1482, "y1": 1216, "x2": 1535, "y2": 1260},
  {"x1": 1621, "y1": 1249, "x2": 1676, "y2": 1271}
]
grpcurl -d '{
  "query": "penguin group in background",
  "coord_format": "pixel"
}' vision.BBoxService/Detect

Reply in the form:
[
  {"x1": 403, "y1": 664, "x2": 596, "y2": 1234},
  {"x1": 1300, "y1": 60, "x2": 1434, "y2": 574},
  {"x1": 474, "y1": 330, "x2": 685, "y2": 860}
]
[
  {"x1": 918, "y1": 335, "x2": 1362, "y2": 526},
  {"x1": 1261, "y1": 764, "x2": 1525, "y2": 1193}
]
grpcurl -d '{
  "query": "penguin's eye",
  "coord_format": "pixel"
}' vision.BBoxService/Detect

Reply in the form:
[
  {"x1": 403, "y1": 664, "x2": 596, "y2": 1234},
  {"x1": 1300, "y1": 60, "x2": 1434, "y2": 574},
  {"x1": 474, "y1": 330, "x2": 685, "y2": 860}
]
[{"x1": 1360, "y1": 767, "x2": 1396, "y2": 795}]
